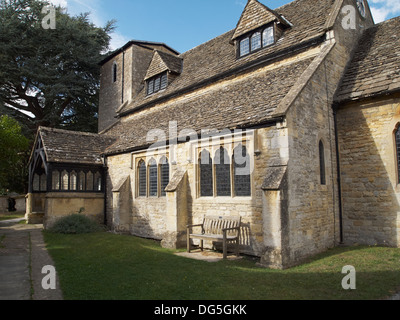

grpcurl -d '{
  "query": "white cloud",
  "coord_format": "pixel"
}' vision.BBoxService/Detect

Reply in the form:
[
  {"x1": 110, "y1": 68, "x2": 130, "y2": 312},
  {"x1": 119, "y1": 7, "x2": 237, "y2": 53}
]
[
  {"x1": 370, "y1": 0, "x2": 400, "y2": 22},
  {"x1": 48, "y1": 0, "x2": 129, "y2": 51},
  {"x1": 109, "y1": 32, "x2": 130, "y2": 51},
  {"x1": 48, "y1": 0, "x2": 68, "y2": 8}
]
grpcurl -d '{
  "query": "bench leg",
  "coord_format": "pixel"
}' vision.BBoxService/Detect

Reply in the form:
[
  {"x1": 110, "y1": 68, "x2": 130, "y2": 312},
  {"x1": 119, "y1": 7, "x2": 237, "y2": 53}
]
[
  {"x1": 187, "y1": 232, "x2": 190, "y2": 253},
  {"x1": 200, "y1": 240, "x2": 204, "y2": 252},
  {"x1": 223, "y1": 235, "x2": 227, "y2": 260}
]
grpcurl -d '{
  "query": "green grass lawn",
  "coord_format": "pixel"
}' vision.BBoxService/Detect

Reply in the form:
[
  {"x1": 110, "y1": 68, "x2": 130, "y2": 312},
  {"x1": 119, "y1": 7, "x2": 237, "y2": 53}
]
[
  {"x1": 43, "y1": 231, "x2": 400, "y2": 300},
  {"x1": 0, "y1": 212, "x2": 25, "y2": 221}
]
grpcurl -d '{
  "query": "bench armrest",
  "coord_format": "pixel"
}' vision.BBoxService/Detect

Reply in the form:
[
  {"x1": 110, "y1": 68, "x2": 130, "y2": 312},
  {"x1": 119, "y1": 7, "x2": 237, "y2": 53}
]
[{"x1": 187, "y1": 223, "x2": 203, "y2": 228}]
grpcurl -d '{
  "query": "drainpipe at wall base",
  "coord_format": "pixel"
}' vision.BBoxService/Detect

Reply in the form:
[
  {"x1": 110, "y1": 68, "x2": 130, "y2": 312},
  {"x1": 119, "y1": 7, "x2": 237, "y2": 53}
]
[{"x1": 333, "y1": 107, "x2": 344, "y2": 244}]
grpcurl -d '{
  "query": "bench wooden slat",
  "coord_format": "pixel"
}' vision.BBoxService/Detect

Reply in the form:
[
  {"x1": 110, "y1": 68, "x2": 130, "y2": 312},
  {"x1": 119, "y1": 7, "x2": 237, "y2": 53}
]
[{"x1": 187, "y1": 215, "x2": 241, "y2": 259}]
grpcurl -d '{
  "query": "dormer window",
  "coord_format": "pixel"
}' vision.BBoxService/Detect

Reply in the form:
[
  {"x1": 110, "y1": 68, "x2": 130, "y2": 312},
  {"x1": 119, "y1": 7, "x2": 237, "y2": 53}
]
[
  {"x1": 147, "y1": 72, "x2": 168, "y2": 96},
  {"x1": 238, "y1": 25, "x2": 275, "y2": 58}
]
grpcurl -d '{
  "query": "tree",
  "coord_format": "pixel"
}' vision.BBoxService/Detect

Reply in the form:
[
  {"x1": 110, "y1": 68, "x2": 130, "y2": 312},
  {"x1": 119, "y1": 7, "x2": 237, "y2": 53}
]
[
  {"x1": 0, "y1": 115, "x2": 30, "y2": 194},
  {"x1": 0, "y1": 0, "x2": 115, "y2": 133}
]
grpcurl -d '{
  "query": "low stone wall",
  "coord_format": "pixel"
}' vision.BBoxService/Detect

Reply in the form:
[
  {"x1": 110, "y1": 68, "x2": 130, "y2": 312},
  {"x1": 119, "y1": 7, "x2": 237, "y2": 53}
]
[
  {"x1": 43, "y1": 192, "x2": 105, "y2": 229},
  {"x1": 0, "y1": 195, "x2": 26, "y2": 213}
]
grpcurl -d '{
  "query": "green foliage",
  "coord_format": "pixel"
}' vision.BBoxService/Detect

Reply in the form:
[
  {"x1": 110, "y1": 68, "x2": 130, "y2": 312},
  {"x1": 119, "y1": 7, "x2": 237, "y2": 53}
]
[
  {"x1": 0, "y1": 115, "x2": 30, "y2": 193},
  {"x1": 49, "y1": 212, "x2": 105, "y2": 234},
  {"x1": 0, "y1": 0, "x2": 115, "y2": 133}
]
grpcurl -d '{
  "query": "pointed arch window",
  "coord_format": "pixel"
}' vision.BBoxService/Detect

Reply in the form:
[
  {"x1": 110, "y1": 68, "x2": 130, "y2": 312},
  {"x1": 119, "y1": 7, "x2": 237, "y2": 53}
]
[
  {"x1": 199, "y1": 150, "x2": 213, "y2": 197},
  {"x1": 138, "y1": 160, "x2": 147, "y2": 197},
  {"x1": 233, "y1": 144, "x2": 251, "y2": 197},
  {"x1": 160, "y1": 157, "x2": 170, "y2": 197},
  {"x1": 215, "y1": 147, "x2": 231, "y2": 197},
  {"x1": 149, "y1": 158, "x2": 158, "y2": 197},
  {"x1": 319, "y1": 140, "x2": 326, "y2": 185}
]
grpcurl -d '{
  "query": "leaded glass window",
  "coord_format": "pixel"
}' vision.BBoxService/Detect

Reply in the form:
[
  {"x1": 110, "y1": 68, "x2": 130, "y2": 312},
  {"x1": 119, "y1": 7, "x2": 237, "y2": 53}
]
[
  {"x1": 70, "y1": 171, "x2": 77, "y2": 191},
  {"x1": 78, "y1": 172, "x2": 86, "y2": 191},
  {"x1": 233, "y1": 145, "x2": 251, "y2": 197},
  {"x1": 147, "y1": 79, "x2": 154, "y2": 95},
  {"x1": 262, "y1": 26, "x2": 274, "y2": 47},
  {"x1": 61, "y1": 170, "x2": 69, "y2": 191},
  {"x1": 215, "y1": 147, "x2": 231, "y2": 197},
  {"x1": 86, "y1": 171, "x2": 94, "y2": 191},
  {"x1": 33, "y1": 174, "x2": 40, "y2": 192},
  {"x1": 149, "y1": 159, "x2": 158, "y2": 197},
  {"x1": 94, "y1": 172, "x2": 102, "y2": 191},
  {"x1": 240, "y1": 38, "x2": 250, "y2": 57},
  {"x1": 52, "y1": 170, "x2": 60, "y2": 191},
  {"x1": 199, "y1": 150, "x2": 213, "y2": 197},
  {"x1": 160, "y1": 157, "x2": 169, "y2": 197},
  {"x1": 160, "y1": 74, "x2": 168, "y2": 90},
  {"x1": 251, "y1": 32, "x2": 261, "y2": 51},
  {"x1": 138, "y1": 160, "x2": 147, "y2": 197}
]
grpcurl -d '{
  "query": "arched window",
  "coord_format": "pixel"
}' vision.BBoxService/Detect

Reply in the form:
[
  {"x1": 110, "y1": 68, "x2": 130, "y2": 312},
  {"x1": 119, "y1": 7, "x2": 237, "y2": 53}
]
[
  {"x1": 52, "y1": 170, "x2": 60, "y2": 191},
  {"x1": 61, "y1": 170, "x2": 69, "y2": 191},
  {"x1": 112, "y1": 62, "x2": 117, "y2": 83},
  {"x1": 70, "y1": 171, "x2": 77, "y2": 191},
  {"x1": 199, "y1": 150, "x2": 213, "y2": 197},
  {"x1": 319, "y1": 140, "x2": 326, "y2": 185},
  {"x1": 138, "y1": 160, "x2": 147, "y2": 197},
  {"x1": 160, "y1": 157, "x2": 170, "y2": 197},
  {"x1": 395, "y1": 126, "x2": 400, "y2": 184},
  {"x1": 215, "y1": 147, "x2": 231, "y2": 197},
  {"x1": 233, "y1": 144, "x2": 251, "y2": 197},
  {"x1": 94, "y1": 172, "x2": 102, "y2": 191},
  {"x1": 148, "y1": 158, "x2": 158, "y2": 197},
  {"x1": 78, "y1": 171, "x2": 86, "y2": 191},
  {"x1": 40, "y1": 173, "x2": 47, "y2": 192},
  {"x1": 33, "y1": 174, "x2": 40, "y2": 192},
  {"x1": 86, "y1": 171, "x2": 94, "y2": 191}
]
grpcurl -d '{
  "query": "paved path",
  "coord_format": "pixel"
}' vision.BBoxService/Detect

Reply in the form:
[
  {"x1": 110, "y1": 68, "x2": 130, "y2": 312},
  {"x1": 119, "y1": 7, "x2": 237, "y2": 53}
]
[{"x1": 0, "y1": 220, "x2": 63, "y2": 300}]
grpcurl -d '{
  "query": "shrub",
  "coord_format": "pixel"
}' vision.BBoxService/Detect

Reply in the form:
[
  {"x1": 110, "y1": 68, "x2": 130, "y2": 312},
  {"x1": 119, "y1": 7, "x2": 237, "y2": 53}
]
[{"x1": 49, "y1": 214, "x2": 105, "y2": 234}]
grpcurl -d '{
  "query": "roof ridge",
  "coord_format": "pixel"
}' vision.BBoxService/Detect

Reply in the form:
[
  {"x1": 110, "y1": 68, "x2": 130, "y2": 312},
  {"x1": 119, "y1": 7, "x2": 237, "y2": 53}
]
[{"x1": 39, "y1": 126, "x2": 105, "y2": 138}]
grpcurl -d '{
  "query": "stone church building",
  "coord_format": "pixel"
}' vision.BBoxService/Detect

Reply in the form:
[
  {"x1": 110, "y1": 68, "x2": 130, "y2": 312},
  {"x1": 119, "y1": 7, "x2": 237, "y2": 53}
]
[{"x1": 27, "y1": 0, "x2": 400, "y2": 269}]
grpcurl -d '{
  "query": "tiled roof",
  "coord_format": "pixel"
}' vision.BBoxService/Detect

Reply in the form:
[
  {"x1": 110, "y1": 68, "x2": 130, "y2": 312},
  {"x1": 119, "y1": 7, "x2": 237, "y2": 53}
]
[
  {"x1": 38, "y1": 127, "x2": 117, "y2": 165},
  {"x1": 335, "y1": 16, "x2": 400, "y2": 103},
  {"x1": 144, "y1": 50, "x2": 183, "y2": 80},
  {"x1": 231, "y1": 0, "x2": 289, "y2": 41},
  {"x1": 103, "y1": 57, "x2": 315, "y2": 155},
  {"x1": 118, "y1": 0, "x2": 335, "y2": 116}
]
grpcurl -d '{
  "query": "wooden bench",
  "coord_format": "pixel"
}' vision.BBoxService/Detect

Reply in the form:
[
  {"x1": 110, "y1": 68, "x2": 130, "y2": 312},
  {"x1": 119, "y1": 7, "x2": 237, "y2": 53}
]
[{"x1": 187, "y1": 215, "x2": 241, "y2": 259}]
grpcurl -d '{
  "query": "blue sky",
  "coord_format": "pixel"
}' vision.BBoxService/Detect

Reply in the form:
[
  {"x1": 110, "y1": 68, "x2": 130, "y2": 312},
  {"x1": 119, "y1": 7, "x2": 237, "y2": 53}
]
[{"x1": 50, "y1": 0, "x2": 400, "y2": 53}]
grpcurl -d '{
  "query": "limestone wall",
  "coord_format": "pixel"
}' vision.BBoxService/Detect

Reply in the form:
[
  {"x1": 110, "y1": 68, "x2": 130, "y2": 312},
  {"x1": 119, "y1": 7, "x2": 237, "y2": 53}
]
[
  {"x1": 44, "y1": 193, "x2": 105, "y2": 229},
  {"x1": 337, "y1": 94, "x2": 400, "y2": 247},
  {"x1": 105, "y1": 124, "x2": 288, "y2": 258}
]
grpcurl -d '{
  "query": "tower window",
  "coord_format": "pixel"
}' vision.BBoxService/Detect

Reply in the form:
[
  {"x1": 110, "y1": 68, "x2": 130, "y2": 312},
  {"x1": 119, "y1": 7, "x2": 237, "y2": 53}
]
[
  {"x1": 112, "y1": 62, "x2": 117, "y2": 83},
  {"x1": 319, "y1": 140, "x2": 326, "y2": 185}
]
